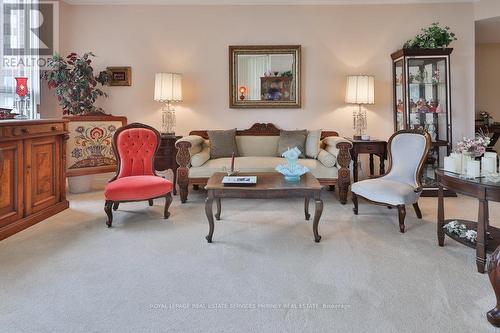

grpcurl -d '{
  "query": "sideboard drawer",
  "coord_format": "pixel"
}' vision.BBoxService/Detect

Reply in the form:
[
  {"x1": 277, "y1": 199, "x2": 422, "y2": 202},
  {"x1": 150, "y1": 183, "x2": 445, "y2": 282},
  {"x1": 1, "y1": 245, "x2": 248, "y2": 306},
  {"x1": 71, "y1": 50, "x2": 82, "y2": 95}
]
[
  {"x1": 356, "y1": 144, "x2": 384, "y2": 154},
  {"x1": 3, "y1": 123, "x2": 64, "y2": 138}
]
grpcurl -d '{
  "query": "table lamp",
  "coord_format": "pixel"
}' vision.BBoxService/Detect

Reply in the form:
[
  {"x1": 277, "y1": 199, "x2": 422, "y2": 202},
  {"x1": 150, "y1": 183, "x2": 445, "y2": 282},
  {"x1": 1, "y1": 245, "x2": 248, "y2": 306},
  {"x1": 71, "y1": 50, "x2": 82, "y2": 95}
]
[
  {"x1": 345, "y1": 75, "x2": 375, "y2": 140},
  {"x1": 154, "y1": 73, "x2": 183, "y2": 135}
]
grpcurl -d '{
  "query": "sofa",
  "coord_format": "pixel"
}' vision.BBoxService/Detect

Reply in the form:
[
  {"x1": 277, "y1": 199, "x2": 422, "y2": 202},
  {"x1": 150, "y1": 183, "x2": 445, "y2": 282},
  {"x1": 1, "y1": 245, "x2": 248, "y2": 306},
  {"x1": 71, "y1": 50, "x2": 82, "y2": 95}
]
[{"x1": 175, "y1": 123, "x2": 352, "y2": 204}]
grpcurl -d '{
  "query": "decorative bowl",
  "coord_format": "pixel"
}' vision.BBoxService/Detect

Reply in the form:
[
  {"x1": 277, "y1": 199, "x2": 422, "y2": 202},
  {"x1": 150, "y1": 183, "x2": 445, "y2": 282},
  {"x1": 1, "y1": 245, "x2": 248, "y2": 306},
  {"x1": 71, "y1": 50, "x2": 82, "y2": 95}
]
[{"x1": 275, "y1": 163, "x2": 309, "y2": 182}]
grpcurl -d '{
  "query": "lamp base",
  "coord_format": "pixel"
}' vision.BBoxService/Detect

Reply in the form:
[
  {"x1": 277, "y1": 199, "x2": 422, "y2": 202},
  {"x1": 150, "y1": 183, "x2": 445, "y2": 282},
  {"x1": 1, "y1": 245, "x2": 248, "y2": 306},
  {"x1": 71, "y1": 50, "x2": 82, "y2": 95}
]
[
  {"x1": 161, "y1": 104, "x2": 176, "y2": 135},
  {"x1": 353, "y1": 135, "x2": 363, "y2": 140}
]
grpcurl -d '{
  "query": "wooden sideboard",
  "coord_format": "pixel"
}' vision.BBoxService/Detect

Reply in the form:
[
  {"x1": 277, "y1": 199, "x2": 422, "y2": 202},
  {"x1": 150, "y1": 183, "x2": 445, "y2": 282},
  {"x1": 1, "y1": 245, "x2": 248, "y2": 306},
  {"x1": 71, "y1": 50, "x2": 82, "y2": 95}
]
[{"x1": 0, "y1": 119, "x2": 69, "y2": 240}]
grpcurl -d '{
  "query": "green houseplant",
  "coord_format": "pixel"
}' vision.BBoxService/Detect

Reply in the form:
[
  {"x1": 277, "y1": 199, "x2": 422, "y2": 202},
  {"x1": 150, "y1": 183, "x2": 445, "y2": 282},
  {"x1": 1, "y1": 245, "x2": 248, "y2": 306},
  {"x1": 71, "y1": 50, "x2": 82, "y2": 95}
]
[
  {"x1": 42, "y1": 52, "x2": 113, "y2": 194},
  {"x1": 42, "y1": 52, "x2": 109, "y2": 115},
  {"x1": 404, "y1": 23, "x2": 457, "y2": 49}
]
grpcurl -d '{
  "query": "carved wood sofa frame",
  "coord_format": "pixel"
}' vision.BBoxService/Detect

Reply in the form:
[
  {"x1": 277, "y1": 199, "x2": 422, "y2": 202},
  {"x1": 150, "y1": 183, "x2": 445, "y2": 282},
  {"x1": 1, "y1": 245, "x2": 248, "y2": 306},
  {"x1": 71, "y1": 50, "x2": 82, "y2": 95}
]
[{"x1": 175, "y1": 123, "x2": 352, "y2": 204}]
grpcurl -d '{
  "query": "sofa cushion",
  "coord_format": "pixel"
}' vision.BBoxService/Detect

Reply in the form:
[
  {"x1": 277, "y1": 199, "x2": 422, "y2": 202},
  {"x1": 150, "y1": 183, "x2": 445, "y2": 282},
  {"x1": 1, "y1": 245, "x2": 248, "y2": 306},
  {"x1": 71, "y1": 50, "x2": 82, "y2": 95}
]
[
  {"x1": 317, "y1": 149, "x2": 337, "y2": 167},
  {"x1": 305, "y1": 129, "x2": 322, "y2": 158},
  {"x1": 322, "y1": 136, "x2": 351, "y2": 156},
  {"x1": 191, "y1": 146, "x2": 210, "y2": 167},
  {"x1": 104, "y1": 176, "x2": 173, "y2": 201},
  {"x1": 208, "y1": 129, "x2": 239, "y2": 159},
  {"x1": 236, "y1": 136, "x2": 280, "y2": 157},
  {"x1": 189, "y1": 156, "x2": 338, "y2": 179},
  {"x1": 277, "y1": 130, "x2": 308, "y2": 157}
]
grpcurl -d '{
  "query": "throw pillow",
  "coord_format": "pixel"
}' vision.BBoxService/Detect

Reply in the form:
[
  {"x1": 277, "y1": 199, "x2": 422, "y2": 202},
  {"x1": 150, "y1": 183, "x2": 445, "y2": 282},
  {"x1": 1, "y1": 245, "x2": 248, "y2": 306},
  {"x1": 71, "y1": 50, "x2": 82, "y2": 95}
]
[
  {"x1": 305, "y1": 129, "x2": 322, "y2": 158},
  {"x1": 208, "y1": 129, "x2": 239, "y2": 159},
  {"x1": 277, "y1": 129, "x2": 308, "y2": 158},
  {"x1": 191, "y1": 147, "x2": 210, "y2": 167},
  {"x1": 317, "y1": 149, "x2": 337, "y2": 168}
]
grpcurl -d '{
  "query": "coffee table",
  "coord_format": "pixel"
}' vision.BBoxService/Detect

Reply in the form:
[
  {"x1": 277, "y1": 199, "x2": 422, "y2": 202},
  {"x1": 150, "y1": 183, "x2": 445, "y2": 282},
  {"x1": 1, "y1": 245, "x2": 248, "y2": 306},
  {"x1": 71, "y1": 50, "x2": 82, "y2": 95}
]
[{"x1": 204, "y1": 172, "x2": 323, "y2": 243}]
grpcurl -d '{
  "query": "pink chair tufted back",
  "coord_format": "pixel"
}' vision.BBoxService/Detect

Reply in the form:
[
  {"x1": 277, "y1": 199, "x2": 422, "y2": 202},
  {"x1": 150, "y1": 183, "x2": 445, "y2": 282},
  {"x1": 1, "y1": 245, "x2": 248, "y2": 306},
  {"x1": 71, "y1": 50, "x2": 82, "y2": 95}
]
[{"x1": 116, "y1": 127, "x2": 158, "y2": 178}]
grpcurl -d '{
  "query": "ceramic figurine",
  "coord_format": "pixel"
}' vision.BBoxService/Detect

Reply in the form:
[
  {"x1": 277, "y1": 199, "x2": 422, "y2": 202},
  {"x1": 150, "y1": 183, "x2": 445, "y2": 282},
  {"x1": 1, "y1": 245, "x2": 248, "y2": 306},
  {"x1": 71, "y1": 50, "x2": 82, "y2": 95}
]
[
  {"x1": 417, "y1": 98, "x2": 429, "y2": 113},
  {"x1": 432, "y1": 69, "x2": 440, "y2": 84}
]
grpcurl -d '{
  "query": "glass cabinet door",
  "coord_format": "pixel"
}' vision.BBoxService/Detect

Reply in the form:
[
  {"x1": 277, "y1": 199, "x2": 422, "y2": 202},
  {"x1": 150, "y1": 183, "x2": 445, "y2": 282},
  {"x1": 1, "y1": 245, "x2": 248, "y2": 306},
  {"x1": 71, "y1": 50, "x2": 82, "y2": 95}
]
[
  {"x1": 407, "y1": 57, "x2": 449, "y2": 188},
  {"x1": 406, "y1": 57, "x2": 448, "y2": 143},
  {"x1": 394, "y1": 59, "x2": 405, "y2": 131}
]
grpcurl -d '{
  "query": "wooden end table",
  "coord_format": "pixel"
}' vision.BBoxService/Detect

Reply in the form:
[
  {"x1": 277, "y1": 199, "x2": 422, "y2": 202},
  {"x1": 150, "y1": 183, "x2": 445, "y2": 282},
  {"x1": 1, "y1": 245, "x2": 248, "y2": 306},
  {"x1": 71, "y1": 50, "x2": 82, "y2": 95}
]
[
  {"x1": 346, "y1": 138, "x2": 387, "y2": 182},
  {"x1": 436, "y1": 169, "x2": 500, "y2": 273},
  {"x1": 154, "y1": 134, "x2": 182, "y2": 195},
  {"x1": 204, "y1": 172, "x2": 324, "y2": 243}
]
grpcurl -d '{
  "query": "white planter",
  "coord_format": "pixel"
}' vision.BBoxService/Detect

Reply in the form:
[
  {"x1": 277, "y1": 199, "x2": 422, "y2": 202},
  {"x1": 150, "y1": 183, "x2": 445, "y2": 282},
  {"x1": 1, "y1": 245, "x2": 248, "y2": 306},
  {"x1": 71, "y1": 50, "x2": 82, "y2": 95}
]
[{"x1": 68, "y1": 175, "x2": 93, "y2": 193}]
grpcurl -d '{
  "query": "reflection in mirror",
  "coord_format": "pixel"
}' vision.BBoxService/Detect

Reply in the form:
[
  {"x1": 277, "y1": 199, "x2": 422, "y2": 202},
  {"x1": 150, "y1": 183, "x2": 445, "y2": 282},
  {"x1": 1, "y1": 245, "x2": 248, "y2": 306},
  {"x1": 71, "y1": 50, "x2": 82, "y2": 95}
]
[
  {"x1": 229, "y1": 45, "x2": 301, "y2": 108},
  {"x1": 237, "y1": 54, "x2": 295, "y2": 101}
]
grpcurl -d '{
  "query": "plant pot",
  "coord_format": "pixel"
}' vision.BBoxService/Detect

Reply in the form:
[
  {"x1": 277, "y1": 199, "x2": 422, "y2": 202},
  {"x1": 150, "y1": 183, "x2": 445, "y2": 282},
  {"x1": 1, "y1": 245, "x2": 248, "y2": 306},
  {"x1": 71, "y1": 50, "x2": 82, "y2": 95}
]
[{"x1": 68, "y1": 175, "x2": 94, "y2": 193}]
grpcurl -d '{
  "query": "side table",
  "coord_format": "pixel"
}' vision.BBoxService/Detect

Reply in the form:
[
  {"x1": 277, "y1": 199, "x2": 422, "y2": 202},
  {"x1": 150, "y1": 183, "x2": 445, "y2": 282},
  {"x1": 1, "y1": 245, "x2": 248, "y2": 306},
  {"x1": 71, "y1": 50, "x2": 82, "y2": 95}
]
[
  {"x1": 154, "y1": 134, "x2": 182, "y2": 195},
  {"x1": 436, "y1": 169, "x2": 500, "y2": 273},
  {"x1": 346, "y1": 138, "x2": 387, "y2": 182}
]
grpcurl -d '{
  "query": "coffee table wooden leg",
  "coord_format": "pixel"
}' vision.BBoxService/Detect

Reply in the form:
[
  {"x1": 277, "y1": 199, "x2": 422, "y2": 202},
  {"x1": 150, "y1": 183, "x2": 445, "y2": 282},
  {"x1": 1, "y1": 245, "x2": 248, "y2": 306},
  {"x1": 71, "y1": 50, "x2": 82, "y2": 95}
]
[
  {"x1": 215, "y1": 197, "x2": 221, "y2": 221},
  {"x1": 205, "y1": 193, "x2": 215, "y2": 243},
  {"x1": 313, "y1": 198, "x2": 323, "y2": 243},
  {"x1": 304, "y1": 197, "x2": 310, "y2": 221}
]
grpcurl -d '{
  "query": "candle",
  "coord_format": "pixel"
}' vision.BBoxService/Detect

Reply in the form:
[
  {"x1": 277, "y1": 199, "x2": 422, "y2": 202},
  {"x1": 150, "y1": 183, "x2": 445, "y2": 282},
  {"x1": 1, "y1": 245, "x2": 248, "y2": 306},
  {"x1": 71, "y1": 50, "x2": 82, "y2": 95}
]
[
  {"x1": 444, "y1": 156, "x2": 456, "y2": 173},
  {"x1": 450, "y1": 153, "x2": 462, "y2": 173},
  {"x1": 230, "y1": 152, "x2": 235, "y2": 172},
  {"x1": 482, "y1": 156, "x2": 496, "y2": 174},
  {"x1": 466, "y1": 160, "x2": 481, "y2": 177},
  {"x1": 484, "y1": 152, "x2": 497, "y2": 160},
  {"x1": 461, "y1": 153, "x2": 473, "y2": 175}
]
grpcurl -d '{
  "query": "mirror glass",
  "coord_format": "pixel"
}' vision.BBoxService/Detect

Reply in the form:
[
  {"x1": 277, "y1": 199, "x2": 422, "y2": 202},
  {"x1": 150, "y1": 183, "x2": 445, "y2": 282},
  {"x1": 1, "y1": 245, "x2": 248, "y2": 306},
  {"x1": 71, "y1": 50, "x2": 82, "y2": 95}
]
[{"x1": 230, "y1": 46, "x2": 301, "y2": 108}]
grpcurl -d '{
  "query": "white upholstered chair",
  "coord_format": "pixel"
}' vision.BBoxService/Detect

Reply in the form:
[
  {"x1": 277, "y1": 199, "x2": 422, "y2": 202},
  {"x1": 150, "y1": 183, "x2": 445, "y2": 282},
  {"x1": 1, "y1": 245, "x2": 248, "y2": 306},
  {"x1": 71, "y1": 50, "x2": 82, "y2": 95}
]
[{"x1": 351, "y1": 129, "x2": 431, "y2": 233}]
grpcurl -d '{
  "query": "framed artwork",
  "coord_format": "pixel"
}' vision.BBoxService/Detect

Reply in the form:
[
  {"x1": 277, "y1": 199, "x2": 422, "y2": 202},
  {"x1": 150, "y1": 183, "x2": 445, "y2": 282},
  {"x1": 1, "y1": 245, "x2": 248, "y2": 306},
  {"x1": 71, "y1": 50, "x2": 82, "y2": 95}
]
[
  {"x1": 64, "y1": 115, "x2": 127, "y2": 177},
  {"x1": 107, "y1": 67, "x2": 132, "y2": 86}
]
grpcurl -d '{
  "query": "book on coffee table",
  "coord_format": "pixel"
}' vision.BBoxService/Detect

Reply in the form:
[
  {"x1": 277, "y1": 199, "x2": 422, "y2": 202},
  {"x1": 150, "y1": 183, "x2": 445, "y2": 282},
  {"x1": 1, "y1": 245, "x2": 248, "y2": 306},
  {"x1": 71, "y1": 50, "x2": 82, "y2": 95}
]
[{"x1": 222, "y1": 176, "x2": 257, "y2": 186}]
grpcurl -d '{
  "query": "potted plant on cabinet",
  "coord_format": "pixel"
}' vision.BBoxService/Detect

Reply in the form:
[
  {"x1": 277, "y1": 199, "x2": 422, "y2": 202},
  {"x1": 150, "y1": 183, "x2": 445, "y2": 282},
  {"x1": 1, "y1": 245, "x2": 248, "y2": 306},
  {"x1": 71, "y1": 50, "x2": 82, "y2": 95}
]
[{"x1": 42, "y1": 52, "x2": 127, "y2": 193}]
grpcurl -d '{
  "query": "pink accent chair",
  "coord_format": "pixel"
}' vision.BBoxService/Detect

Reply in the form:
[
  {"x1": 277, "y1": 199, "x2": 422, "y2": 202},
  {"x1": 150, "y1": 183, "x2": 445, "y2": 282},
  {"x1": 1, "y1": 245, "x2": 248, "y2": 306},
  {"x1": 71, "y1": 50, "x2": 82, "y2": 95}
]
[{"x1": 104, "y1": 123, "x2": 173, "y2": 227}]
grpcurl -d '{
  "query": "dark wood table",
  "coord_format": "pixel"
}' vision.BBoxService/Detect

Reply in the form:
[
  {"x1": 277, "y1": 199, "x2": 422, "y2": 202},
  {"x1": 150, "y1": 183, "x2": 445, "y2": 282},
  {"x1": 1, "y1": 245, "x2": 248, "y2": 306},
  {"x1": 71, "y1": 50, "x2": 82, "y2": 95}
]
[
  {"x1": 346, "y1": 138, "x2": 387, "y2": 182},
  {"x1": 436, "y1": 169, "x2": 500, "y2": 273},
  {"x1": 204, "y1": 172, "x2": 323, "y2": 243},
  {"x1": 154, "y1": 134, "x2": 182, "y2": 195}
]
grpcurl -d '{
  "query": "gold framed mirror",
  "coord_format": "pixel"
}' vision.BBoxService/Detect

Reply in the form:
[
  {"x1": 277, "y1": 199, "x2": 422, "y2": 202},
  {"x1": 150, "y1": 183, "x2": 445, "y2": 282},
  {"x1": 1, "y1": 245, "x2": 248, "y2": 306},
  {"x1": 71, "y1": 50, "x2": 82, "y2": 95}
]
[{"x1": 229, "y1": 45, "x2": 301, "y2": 108}]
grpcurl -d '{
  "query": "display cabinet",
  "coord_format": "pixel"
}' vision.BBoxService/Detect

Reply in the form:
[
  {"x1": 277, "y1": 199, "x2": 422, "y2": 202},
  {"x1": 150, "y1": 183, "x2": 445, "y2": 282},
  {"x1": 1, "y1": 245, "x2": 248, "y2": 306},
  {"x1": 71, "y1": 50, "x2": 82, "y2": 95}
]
[{"x1": 391, "y1": 48, "x2": 452, "y2": 195}]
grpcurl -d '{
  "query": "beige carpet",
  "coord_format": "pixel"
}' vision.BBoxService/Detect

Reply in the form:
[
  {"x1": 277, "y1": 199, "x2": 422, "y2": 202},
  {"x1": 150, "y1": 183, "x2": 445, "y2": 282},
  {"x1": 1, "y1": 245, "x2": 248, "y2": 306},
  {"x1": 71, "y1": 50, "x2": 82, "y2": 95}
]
[{"x1": 0, "y1": 181, "x2": 499, "y2": 332}]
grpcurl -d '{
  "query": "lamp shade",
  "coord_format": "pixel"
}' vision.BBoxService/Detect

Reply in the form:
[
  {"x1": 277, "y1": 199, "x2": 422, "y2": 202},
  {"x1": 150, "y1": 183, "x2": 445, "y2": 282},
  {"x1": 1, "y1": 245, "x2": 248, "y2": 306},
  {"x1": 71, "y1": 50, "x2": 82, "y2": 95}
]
[
  {"x1": 154, "y1": 73, "x2": 182, "y2": 102},
  {"x1": 345, "y1": 75, "x2": 375, "y2": 105}
]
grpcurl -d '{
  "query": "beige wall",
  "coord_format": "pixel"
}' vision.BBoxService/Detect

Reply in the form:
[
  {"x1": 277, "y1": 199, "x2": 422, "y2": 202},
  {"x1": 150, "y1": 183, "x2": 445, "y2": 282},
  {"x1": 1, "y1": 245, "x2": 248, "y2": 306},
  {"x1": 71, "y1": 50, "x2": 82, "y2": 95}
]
[
  {"x1": 475, "y1": 0, "x2": 500, "y2": 21},
  {"x1": 475, "y1": 43, "x2": 500, "y2": 117},
  {"x1": 40, "y1": 3, "x2": 475, "y2": 141},
  {"x1": 475, "y1": 42, "x2": 500, "y2": 151}
]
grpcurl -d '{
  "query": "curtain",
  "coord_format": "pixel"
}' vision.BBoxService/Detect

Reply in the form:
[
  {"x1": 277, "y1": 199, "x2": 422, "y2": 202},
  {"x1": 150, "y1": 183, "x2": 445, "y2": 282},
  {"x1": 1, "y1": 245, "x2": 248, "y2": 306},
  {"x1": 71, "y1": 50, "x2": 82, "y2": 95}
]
[
  {"x1": 237, "y1": 55, "x2": 270, "y2": 100},
  {"x1": 0, "y1": 0, "x2": 40, "y2": 118}
]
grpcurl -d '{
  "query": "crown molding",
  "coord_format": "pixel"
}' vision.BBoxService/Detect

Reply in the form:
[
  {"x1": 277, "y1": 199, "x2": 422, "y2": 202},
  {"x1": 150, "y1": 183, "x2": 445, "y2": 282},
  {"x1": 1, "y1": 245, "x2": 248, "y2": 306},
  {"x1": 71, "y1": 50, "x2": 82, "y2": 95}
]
[{"x1": 63, "y1": 0, "x2": 478, "y2": 6}]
